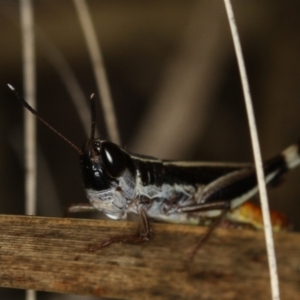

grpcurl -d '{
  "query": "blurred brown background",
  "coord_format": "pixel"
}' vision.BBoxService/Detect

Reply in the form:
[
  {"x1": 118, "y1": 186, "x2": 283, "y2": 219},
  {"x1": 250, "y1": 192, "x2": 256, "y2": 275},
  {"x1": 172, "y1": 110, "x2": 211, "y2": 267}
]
[{"x1": 0, "y1": 1, "x2": 300, "y2": 299}]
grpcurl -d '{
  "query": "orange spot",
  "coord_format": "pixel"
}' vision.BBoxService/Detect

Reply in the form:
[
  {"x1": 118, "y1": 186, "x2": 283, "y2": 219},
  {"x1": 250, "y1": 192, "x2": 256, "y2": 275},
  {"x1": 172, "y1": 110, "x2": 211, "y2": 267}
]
[{"x1": 229, "y1": 202, "x2": 290, "y2": 231}]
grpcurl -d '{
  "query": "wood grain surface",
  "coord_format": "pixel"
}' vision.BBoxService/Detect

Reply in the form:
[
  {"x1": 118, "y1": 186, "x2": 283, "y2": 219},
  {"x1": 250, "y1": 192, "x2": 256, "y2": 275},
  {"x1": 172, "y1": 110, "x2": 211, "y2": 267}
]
[{"x1": 0, "y1": 214, "x2": 299, "y2": 299}]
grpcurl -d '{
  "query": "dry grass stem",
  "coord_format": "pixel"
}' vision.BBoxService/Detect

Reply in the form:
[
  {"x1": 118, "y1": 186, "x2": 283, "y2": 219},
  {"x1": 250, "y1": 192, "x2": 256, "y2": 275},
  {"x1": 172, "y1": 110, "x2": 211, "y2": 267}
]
[
  {"x1": 20, "y1": 1, "x2": 37, "y2": 300},
  {"x1": 73, "y1": 0, "x2": 120, "y2": 144},
  {"x1": 223, "y1": 1, "x2": 280, "y2": 299},
  {"x1": 131, "y1": 2, "x2": 229, "y2": 158},
  {"x1": 37, "y1": 29, "x2": 99, "y2": 138}
]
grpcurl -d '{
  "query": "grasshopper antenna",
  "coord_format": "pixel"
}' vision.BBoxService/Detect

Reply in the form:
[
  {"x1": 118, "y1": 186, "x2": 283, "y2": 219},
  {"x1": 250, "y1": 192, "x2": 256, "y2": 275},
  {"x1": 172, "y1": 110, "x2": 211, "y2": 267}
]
[
  {"x1": 89, "y1": 93, "x2": 96, "y2": 141},
  {"x1": 7, "y1": 84, "x2": 83, "y2": 155}
]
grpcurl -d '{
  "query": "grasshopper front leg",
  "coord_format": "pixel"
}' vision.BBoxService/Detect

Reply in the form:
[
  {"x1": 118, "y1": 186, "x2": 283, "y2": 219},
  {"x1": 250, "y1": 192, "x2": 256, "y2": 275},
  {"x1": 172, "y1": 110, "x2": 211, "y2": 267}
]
[{"x1": 87, "y1": 208, "x2": 152, "y2": 252}]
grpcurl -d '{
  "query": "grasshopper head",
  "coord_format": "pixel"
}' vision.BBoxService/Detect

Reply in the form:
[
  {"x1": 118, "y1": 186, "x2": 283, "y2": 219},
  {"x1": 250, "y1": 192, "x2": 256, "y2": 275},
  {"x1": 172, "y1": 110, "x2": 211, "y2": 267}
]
[
  {"x1": 80, "y1": 139, "x2": 134, "y2": 190},
  {"x1": 80, "y1": 139, "x2": 136, "y2": 219}
]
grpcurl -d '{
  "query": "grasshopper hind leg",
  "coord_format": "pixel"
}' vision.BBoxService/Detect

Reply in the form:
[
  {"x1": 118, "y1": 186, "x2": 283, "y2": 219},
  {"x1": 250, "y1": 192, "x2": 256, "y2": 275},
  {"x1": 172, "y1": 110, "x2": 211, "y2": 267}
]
[
  {"x1": 178, "y1": 200, "x2": 230, "y2": 264},
  {"x1": 188, "y1": 207, "x2": 229, "y2": 263}
]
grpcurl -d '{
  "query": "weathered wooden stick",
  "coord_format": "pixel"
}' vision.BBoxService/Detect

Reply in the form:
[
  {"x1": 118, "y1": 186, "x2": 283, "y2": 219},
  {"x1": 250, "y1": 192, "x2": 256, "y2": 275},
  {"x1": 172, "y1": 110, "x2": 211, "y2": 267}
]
[{"x1": 0, "y1": 214, "x2": 299, "y2": 299}]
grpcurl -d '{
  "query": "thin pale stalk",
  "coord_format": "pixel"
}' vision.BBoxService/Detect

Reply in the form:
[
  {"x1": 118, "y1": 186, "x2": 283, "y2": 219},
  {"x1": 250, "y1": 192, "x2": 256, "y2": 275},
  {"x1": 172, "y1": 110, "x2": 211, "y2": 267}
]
[
  {"x1": 73, "y1": 0, "x2": 120, "y2": 144},
  {"x1": 37, "y1": 29, "x2": 99, "y2": 138},
  {"x1": 20, "y1": 0, "x2": 37, "y2": 300},
  {"x1": 130, "y1": 2, "x2": 227, "y2": 158},
  {"x1": 2, "y1": 4, "x2": 95, "y2": 139},
  {"x1": 223, "y1": 1, "x2": 280, "y2": 300}
]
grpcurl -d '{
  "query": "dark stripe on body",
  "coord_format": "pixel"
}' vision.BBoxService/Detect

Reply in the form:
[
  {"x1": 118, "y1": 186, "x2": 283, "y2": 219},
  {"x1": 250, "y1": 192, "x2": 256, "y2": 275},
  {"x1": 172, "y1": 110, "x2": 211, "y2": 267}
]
[
  {"x1": 264, "y1": 154, "x2": 288, "y2": 185},
  {"x1": 204, "y1": 154, "x2": 288, "y2": 203},
  {"x1": 161, "y1": 164, "x2": 245, "y2": 186},
  {"x1": 132, "y1": 158, "x2": 247, "y2": 187},
  {"x1": 131, "y1": 150, "x2": 290, "y2": 203},
  {"x1": 132, "y1": 159, "x2": 163, "y2": 186}
]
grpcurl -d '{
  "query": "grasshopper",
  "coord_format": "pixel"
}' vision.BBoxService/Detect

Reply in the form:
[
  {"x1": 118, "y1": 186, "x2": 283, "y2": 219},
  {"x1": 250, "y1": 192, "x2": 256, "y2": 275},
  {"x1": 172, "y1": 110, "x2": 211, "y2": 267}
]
[{"x1": 8, "y1": 84, "x2": 299, "y2": 257}]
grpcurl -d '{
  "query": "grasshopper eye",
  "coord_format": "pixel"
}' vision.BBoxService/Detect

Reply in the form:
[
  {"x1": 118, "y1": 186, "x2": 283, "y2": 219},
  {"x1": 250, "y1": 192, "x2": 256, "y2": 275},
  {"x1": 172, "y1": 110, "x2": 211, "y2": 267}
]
[{"x1": 102, "y1": 142, "x2": 127, "y2": 178}]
